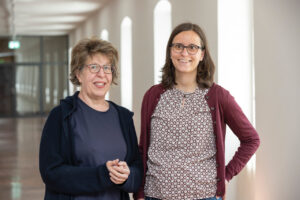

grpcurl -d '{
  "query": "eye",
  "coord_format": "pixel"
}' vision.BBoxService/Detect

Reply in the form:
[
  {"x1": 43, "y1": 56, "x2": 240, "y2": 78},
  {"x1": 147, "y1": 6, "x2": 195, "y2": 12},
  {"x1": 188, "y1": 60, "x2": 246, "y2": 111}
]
[
  {"x1": 188, "y1": 44, "x2": 198, "y2": 50},
  {"x1": 103, "y1": 65, "x2": 111, "y2": 71},
  {"x1": 90, "y1": 64, "x2": 98, "y2": 70},
  {"x1": 174, "y1": 43, "x2": 183, "y2": 50}
]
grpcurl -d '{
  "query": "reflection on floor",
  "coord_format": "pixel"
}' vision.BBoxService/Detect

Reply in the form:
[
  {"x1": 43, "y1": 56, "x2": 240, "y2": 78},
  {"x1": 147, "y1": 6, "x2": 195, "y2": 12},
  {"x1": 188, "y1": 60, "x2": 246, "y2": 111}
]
[{"x1": 0, "y1": 117, "x2": 46, "y2": 200}]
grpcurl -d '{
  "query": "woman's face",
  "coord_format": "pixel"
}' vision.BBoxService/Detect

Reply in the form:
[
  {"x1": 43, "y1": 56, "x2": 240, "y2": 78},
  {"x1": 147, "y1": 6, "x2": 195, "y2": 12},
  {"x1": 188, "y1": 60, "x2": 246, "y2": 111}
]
[
  {"x1": 76, "y1": 53, "x2": 112, "y2": 101},
  {"x1": 170, "y1": 30, "x2": 204, "y2": 76}
]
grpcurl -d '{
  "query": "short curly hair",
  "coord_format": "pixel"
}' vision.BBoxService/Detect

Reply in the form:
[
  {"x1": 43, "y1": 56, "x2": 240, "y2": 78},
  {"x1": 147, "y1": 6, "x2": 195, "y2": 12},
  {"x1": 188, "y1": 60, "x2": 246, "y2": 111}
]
[{"x1": 70, "y1": 37, "x2": 119, "y2": 86}]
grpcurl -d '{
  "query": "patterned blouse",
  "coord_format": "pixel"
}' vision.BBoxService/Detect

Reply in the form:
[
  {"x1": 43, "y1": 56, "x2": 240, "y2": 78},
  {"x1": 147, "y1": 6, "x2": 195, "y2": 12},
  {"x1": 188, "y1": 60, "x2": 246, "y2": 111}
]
[{"x1": 144, "y1": 87, "x2": 217, "y2": 200}]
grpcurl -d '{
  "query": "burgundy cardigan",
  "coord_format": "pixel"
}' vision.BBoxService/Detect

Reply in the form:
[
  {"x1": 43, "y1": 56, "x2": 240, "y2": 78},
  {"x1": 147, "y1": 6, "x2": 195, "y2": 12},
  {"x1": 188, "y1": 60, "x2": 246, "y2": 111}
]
[{"x1": 134, "y1": 83, "x2": 260, "y2": 199}]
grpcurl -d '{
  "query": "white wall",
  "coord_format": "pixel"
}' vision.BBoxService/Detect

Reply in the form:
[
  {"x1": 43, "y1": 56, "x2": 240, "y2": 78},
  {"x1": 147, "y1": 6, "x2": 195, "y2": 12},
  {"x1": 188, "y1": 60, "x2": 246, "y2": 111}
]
[
  {"x1": 171, "y1": 0, "x2": 218, "y2": 79},
  {"x1": 254, "y1": 0, "x2": 300, "y2": 199}
]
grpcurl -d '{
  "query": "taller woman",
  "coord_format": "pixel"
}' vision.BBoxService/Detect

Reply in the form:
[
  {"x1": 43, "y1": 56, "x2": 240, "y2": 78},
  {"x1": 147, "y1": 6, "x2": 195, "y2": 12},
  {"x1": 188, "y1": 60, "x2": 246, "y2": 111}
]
[
  {"x1": 134, "y1": 23, "x2": 260, "y2": 200},
  {"x1": 39, "y1": 37, "x2": 143, "y2": 200}
]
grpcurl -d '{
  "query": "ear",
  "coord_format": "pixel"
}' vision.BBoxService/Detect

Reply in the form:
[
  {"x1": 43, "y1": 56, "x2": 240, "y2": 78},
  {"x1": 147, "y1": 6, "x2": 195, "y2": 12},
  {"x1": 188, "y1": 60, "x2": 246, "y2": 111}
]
[{"x1": 76, "y1": 70, "x2": 82, "y2": 84}]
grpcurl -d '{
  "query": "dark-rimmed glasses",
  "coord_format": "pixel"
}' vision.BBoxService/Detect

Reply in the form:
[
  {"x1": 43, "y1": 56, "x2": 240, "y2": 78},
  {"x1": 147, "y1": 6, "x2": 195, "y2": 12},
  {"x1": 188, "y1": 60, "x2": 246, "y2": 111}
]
[
  {"x1": 171, "y1": 43, "x2": 204, "y2": 55},
  {"x1": 85, "y1": 64, "x2": 113, "y2": 74}
]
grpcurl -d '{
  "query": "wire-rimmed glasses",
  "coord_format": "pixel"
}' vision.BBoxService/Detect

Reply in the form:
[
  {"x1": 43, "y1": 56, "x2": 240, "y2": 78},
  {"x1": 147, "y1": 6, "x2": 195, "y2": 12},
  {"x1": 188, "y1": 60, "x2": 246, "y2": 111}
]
[{"x1": 85, "y1": 64, "x2": 113, "y2": 74}]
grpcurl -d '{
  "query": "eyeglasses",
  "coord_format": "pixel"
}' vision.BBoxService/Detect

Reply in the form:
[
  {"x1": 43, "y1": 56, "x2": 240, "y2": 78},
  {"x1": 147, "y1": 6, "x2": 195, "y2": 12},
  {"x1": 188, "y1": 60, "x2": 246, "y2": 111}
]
[
  {"x1": 170, "y1": 43, "x2": 204, "y2": 55},
  {"x1": 85, "y1": 64, "x2": 113, "y2": 74}
]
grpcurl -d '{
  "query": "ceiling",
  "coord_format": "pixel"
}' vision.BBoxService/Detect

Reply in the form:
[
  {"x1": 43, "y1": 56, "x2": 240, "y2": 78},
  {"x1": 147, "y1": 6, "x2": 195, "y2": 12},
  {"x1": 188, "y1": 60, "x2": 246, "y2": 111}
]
[{"x1": 0, "y1": 0, "x2": 107, "y2": 36}]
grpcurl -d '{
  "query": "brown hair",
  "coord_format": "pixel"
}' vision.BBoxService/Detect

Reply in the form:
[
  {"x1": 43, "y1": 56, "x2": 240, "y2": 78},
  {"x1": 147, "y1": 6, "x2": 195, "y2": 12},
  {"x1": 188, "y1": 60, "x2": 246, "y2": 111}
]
[
  {"x1": 70, "y1": 37, "x2": 119, "y2": 86},
  {"x1": 161, "y1": 22, "x2": 215, "y2": 89}
]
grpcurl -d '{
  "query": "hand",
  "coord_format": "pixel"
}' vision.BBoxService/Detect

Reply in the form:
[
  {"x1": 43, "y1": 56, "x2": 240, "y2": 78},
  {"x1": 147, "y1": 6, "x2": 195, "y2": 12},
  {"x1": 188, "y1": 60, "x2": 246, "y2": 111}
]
[
  {"x1": 137, "y1": 198, "x2": 144, "y2": 200},
  {"x1": 216, "y1": 180, "x2": 228, "y2": 200},
  {"x1": 106, "y1": 159, "x2": 119, "y2": 172},
  {"x1": 106, "y1": 159, "x2": 130, "y2": 184}
]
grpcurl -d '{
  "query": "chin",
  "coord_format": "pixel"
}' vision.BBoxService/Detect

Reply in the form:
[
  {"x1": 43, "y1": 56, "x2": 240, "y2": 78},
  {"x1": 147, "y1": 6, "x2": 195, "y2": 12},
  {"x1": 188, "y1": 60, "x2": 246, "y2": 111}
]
[
  {"x1": 92, "y1": 91, "x2": 107, "y2": 99},
  {"x1": 176, "y1": 69, "x2": 197, "y2": 74}
]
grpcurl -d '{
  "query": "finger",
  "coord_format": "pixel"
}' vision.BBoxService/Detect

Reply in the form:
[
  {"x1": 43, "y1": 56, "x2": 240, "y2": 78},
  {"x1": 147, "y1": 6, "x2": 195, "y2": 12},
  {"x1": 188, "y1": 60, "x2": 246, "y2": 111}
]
[
  {"x1": 106, "y1": 159, "x2": 118, "y2": 167},
  {"x1": 109, "y1": 173, "x2": 123, "y2": 182},
  {"x1": 113, "y1": 166, "x2": 130, "y2": 175},
  {"x1": 109, "y1": 167, "x2": 129, "y2": 179},
  {"x1": 111, "y1": 159, "x2": 119, "y2": 166},
  {"x1": 106, "y1": 159, "x2": 120, "y2": 172},
  {"x1": 110, "y1": 173, "x2": 126, "y2": 184},
  {"x1": 117, "y1": 162, "x2": 130, "y2": 172},
  {"x1": 106, "y1": 160, "x2": 112, "y2": 166},
  {"x1": 118, "y1": 161, "x2": 127, "y2": 167},
  {"x1": 110, "y1": 167, "x2": 129, "y2": 179},
  {"x1": 108, "y1": 166, "x2": 119, "y2": 176},
  {"x1": 110, "y1": 176, "x2": 123, "y2": 184},
  {"x1": 106, "y1": 161, "x2": 114, "y2": 170},
  {"x1": 109, "y1": 172, "x2": 127, "y2": 181},
  {"x1": 110, "y1": 169, "x2": 129, "y2": 180}
]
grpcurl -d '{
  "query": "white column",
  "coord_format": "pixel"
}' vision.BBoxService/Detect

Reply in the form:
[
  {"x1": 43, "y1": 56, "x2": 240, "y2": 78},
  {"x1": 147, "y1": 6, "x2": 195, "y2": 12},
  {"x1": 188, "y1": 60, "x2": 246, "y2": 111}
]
[
  {"x1": 120, "y1": 17, "x2": 132, "y2": 110},
  {"x1": 218, "y1": 0, "x2": 255, "y2": 198},
  {"x1": 153, "y1": 0, "x2": 171, "y2": 84},
  {"x1": 100, "y1": 29, "x2": 110, "y2": 100}
]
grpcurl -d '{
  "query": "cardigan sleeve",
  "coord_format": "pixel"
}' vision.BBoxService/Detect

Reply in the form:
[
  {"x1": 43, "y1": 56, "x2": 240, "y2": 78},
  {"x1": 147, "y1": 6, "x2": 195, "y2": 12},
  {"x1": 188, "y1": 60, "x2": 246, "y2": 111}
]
[
  {"x1": 133, "y1": 89, "x2": 151, "y2": 199},
  {"x1": 223, "y1": 91, "x2": 260, "y2": 181},
  {"x1": 117, "y1": 113, "x2": 143, "y2": 193},
  {"x1": 39, "y1": 106, "x2": 114, "y2": 195}
]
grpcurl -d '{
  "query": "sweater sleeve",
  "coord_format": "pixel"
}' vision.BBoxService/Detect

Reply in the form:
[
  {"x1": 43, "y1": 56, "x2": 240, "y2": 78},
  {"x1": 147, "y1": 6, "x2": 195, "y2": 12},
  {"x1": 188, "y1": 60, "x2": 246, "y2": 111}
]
[
  {"x1": 133, "y1": 89, "x2": 151, "y2": 199},
  {"x1": 223, "y1": 91, "x2": 260, "y2": 181},
  {"x1": 117, "y1": 113, "x2": 143, "y2": 193},
  {"x1": 39, "y1": 106, "x2": 114, "y2": 195}
]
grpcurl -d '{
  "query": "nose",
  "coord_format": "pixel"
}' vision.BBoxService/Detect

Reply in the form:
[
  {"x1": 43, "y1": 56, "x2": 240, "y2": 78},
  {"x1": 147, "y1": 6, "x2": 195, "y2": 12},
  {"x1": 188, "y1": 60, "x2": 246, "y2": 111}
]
[
  {"x1": 181, "y1": 47, "x2": 189, "y2": 56},
  {"x1": 96, "y1": 67, "x2": 105, "y2": 77}
]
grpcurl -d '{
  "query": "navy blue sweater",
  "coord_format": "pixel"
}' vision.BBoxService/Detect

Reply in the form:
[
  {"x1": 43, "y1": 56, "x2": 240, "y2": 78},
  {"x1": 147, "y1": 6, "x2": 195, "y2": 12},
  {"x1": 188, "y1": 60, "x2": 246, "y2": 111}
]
[{"x1": 39, "y1": 92, "x2": 143, "y2": 200}]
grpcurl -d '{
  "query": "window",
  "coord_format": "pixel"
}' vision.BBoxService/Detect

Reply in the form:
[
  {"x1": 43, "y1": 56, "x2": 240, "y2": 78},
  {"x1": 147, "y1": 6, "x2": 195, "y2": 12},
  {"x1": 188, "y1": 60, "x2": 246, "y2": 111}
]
[
  {"x1": 154, "y1": 0, "x2": 171, "y2": 84},
  {"x1": 100, "y1": 29, "x2": 110, "y2": 100},
  {"x1": 100, "y1": 29, "x2": 109, "y2": 41},
  {"x1": 120, "y1": 17, "x2": 132, "y2": 110}
]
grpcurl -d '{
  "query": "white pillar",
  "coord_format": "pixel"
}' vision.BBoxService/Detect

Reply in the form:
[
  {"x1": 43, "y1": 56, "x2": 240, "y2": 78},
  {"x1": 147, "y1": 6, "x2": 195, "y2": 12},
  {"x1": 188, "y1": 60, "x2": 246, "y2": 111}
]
[{"x1": 218, "y1": 0, "x2": 255, "y2": 199}]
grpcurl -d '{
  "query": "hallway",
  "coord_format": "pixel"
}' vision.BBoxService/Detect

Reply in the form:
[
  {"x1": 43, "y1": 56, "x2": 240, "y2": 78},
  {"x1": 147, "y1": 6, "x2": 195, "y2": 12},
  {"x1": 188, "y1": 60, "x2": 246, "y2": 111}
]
[{"x1": 0, "y1": 117, "x2": 45, "y2": 200}]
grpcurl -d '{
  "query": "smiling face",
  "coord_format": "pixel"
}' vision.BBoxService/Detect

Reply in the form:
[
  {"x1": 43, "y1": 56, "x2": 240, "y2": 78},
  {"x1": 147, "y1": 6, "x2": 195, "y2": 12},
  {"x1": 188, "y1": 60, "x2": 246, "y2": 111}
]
[
  {"x1": 76, "y1": 53, "x2": 112, "y2": 101},
  {"x1": 170, "y1": 30, "x2": 204, "y2": 77}
]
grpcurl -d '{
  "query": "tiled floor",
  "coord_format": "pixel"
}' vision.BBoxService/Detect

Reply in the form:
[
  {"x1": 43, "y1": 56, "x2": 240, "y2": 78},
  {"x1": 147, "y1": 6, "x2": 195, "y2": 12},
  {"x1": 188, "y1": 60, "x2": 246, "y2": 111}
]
[{"x1": 0, "y1": 117, "x2": 46, "y2": 200}]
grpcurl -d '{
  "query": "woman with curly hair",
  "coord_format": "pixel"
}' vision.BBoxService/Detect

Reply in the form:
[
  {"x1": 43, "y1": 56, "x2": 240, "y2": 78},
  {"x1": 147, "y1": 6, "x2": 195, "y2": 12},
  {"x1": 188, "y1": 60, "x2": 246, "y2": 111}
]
[{"x1": 39, "y1": 37, "x2": 143, "y2": 200}]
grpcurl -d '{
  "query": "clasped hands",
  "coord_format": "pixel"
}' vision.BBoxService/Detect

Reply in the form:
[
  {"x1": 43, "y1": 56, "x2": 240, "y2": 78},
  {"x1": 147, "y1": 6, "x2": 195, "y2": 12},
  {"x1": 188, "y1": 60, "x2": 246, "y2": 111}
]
[{"x1": 106, "y1": 159, "x2": 130, "y2": 184}]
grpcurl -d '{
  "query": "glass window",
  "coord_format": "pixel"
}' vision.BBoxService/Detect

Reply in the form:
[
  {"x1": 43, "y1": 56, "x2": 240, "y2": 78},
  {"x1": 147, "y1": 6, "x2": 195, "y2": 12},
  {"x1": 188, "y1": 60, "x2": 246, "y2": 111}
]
[
  {"x1": 100, "y1": 29, "x2": 109, "y2": 41},
  {"x1": 100, "y1": 29, "x2": 110, "y2": 100},
  {"x1": 0, "y1": 64, "x2": 15, "y2": 116},
  {"x1": 15, "y1": 65, "x2": 40, "y2": 115},
  {"x1": 0, "y1": 35, "x2": 68, "y2": 116},
  {"x1": 43, "y1": 63, "x2": 68, "y2": 113},
  {"x1": 154, "y1": 0, "x2": 171, "y2": 84},
  {"x1": 0, "y1": 38, "x2": 14, "y2": 63},
  {"x1": 120, "y1": 17, "x2": 132, "y2": 110},
  {"x1": 43, "y1": 36, "x2": 68, "y2": 63},
  {"x1": 15, "y1": 37, "x2": 41, "y2": 63}
]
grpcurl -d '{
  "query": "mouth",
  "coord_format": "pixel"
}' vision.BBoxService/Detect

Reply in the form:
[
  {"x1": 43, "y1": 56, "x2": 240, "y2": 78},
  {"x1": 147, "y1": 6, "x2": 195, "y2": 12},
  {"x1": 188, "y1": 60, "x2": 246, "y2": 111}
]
[
  {"x1": 94, "y1": 82, "x2": 106, "y2": 88},
  {"x1": 178, "y1": 58, "x2": 191, "y2": 63}
]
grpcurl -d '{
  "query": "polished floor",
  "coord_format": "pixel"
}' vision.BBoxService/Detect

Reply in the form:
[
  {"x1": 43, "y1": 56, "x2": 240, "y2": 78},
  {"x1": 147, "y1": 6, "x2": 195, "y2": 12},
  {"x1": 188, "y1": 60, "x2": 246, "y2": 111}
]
[{"x1": 0, "y1": 117, "x2": 46, "y2": 200}]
